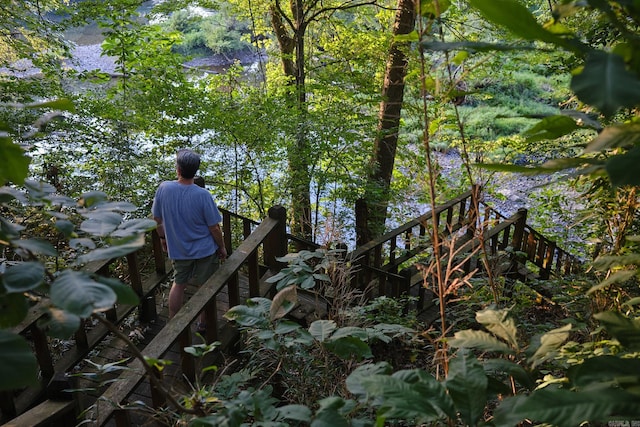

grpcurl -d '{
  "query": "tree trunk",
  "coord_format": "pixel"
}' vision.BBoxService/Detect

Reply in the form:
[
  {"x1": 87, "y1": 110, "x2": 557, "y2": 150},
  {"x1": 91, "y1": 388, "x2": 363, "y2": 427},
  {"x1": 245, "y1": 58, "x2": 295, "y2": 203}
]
[
  {"x1": 359, "y1": 0, "x2": 416, "y2": 242},
  {"x1": 269, "y1": 1, "x2": 313, "y2": 241}
]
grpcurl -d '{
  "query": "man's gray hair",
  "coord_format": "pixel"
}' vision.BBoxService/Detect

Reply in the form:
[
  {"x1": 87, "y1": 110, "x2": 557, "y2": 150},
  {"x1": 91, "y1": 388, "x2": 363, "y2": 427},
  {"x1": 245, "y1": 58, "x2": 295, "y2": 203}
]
[{"x1": 176, "y1": 149, "x2": 201, "y2": 179}]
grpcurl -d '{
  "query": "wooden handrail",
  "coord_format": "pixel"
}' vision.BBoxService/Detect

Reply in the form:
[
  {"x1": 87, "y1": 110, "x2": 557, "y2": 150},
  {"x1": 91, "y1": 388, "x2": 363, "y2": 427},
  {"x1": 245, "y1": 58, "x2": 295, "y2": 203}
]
[{"x1": 93, "y1": 206, "x2": 287, "y2": 426}]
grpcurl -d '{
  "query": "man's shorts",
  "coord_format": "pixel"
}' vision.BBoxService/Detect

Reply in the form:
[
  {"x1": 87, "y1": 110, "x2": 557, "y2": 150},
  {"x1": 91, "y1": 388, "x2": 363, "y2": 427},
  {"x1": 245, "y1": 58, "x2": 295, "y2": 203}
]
[{"x1": 172, "y1": 253, "x2": 220, "y2": 286}]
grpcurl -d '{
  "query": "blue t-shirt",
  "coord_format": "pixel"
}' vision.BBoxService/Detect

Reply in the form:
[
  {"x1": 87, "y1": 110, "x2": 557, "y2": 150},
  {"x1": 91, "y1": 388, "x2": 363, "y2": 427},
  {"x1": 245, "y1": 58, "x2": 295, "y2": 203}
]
[{"x1": 151, "y1": 181, "x2": 222, "y2": 260}]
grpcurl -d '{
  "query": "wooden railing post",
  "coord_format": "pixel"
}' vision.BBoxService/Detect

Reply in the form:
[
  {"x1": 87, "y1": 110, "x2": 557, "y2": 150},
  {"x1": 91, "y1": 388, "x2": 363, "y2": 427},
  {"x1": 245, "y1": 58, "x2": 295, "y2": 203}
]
[
  {"x1": 512, "y1": 208, "x2": 528, "y2": 252},
  {"x1": 151, "y1": 229, "x2": 165, "y2": 275},
  {"x1": 265, "y1": 206, "x2": 287, "y2": 272}
]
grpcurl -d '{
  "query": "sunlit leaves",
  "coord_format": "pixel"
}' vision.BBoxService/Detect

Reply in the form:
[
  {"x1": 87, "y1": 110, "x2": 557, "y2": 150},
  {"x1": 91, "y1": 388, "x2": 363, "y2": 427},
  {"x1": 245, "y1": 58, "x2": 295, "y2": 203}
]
[
  {"x1": 523, "y1": 115, "x2": 581, "y2": 143},
  {"x1": 0, "y1": 331, "x2": 38, "y2": 391}
]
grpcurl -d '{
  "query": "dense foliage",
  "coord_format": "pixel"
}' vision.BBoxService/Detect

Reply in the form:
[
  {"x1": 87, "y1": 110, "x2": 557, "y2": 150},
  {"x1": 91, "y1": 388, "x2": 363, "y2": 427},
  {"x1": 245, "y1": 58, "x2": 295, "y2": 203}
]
[{"x1": 2, "y1": 0, "x2": 640, "y2": 425}]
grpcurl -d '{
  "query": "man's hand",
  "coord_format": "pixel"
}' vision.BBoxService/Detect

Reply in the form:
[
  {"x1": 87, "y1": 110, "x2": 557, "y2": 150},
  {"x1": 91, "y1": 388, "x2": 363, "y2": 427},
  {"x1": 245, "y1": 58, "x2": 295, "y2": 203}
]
[{"x1": 216, "y1": 246, "x2": 227, "y2": 261}]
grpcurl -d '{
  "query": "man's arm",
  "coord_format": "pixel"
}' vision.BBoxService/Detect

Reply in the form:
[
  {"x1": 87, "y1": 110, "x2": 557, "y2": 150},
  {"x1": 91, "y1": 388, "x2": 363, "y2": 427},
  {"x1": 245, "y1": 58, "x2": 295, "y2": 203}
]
[
  {"x1": 209, "y1": 224, "x2": 227, "y2": 260},
  {"x1": 154, "y1": 217, "x2": 167, "y2": 252}
]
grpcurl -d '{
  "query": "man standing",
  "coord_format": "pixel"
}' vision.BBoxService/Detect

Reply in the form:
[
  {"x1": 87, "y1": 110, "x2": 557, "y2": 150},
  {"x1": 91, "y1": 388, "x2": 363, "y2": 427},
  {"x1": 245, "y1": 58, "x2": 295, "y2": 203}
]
[{"x1": 152, "y1": 149, "x2": 227, "y2": 330}]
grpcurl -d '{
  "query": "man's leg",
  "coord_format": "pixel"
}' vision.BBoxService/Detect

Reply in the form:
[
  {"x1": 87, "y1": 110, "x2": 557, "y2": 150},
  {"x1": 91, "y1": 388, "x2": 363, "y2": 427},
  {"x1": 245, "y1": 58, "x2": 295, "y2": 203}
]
[
  {"x1": 190, "y1": 254, "x2": 220, "y2": 329},
  {"x1": 168, "y1": 282, "x2": 188, "y2": 318},
  {"x1": 169, "y1": 259, "x2": 193, "y2": 319}
]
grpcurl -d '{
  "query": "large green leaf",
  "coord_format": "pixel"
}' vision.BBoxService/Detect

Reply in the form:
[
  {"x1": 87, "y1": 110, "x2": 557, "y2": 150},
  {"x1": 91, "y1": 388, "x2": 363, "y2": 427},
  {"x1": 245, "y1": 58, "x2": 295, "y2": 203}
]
[
  {"x1": 568, "y1": 355, "x2": 640, "y2": 393},
  {"x1": 346, "y1": 362, "x2": 393, "y2": 398},
  {"x1": 75, "y1": 234, "x2": 145, "y2": 265},
  {"x1": 493, "y1": 388, "x2": 640, "y2": 427},
  {"x1": 468, "y1": 0, "x2": 579, "y2": 50},
  {"x1": 361, "y1": 370, "x2": 455, "y2": 422},
  {"x1": 528, "y1": 324, "x2": 572, "y2": 368},
  {"x1": 483, "y1": 358, "x2": 535, "y2": 391},
  {"x1": 13, "y1": 238, "x2": 57, "y2": 257},
  {"x1": 3, "y1": 261, "x2": 45, "y2": 292},
  {"x1": 523, "y1": 115, "x2": 581, "y2": 142},
  {"x1": 0, "y1": 136, "x2": 30, "y2": 185},
  {"x1": 270, "y1": 285, "x2": 297, "y2": 321},
  {"x1": 111, "y1": 218, "x2": 157, "y2": 238},
  {"x1": 94, "y1": 276, "x2": 140, "y2": 305},
  {"x1": 309, "y1": 319, "x2": 337, "y2": 342},
  {"x1": 476, "y1": 307, "x2": 519, "y2": 350},
  {"x1": 50, "y1": 270, "x2": 117, "y2": 318},
  {"x1": 448, "y1": 329, "x2": 514, "y2": 354},
  {"x1": 594, "y1": 311, "x2": 640, "y2": 350},
  {"x1": 325, "y1": 336, "x2": 372, "y2": 361},
  {"x1": 584, "y1": 123, "x2": 640, "y2": 153},
  {"x1": 277, "y1": 404, "x2": 312, "y2": 423},
  {"x1": 0, "y1": 292, "x2": 28, "y2": 328},
  {"x1": 445, "y1": 349, "x2": 488, "y2": 427},
  {"x1": 224, "y1": 297, "x2": 271, "y2": 327},
  {"x1": 587, "y1": 270, "x2": 636, "y2": 295},
  {"x1": 0, "y1": 330, "x2": 38, "y2": 390},
  {"x1": 571, "y1": 52, "x2": 640, "y2": 118},
  {"x1": 80, "y1": 212, "x2": 122, "y2": 236},
  {"x1": 606, "y1": 147, "x2": 640, "y2": 187}
]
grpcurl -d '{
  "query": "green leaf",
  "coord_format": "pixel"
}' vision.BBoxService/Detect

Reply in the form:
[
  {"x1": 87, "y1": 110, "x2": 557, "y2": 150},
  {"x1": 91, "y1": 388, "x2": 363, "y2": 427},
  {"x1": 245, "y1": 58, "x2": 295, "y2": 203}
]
[
  {"x1": 0, "y1": 330, "x2": 38, "y2": 390},
  {"x1": 3, "y1": 261, "x2": 45, "y2": 292},
  {"x1": 571, "y1": 52, "x2": 640, "y2": 118},
  {"x1": 346, "y1": 362, "x2": 393, "y2": 398},
  {"x1": 13, "y1": 238, "x2": 57, "y2": 257},
  {"x1": 80, "y1": 212, "x2": 122, "y2": 236},
  {"x1": 0, "y1": 292, "x2": 28, "y2": 328},
  {"x1": 594, "y1": 311, "x2": 640, "y2": 351},
  {"x1": 587, "y1": 270, "x2": 636, "y2": 295},
  {"x1": 224, "y1": 298, "x2": 271, "y2": 327},
  {"x1": 94, "y1": 276, "x2": 140, "y2": 305},
  {"x1": 24, "y1": 98, "x2": 75, "y2": 112},
  {"x1": 523, "y1": 115, "x2": 581, "y2": 142},
  {"x1": 448, "y1": 330, "x2": 514, "y2": 354},
  {"x1": 54, "y1": 219, "x2": 75, "y2": 237},
  {"x1": 494, "y1": 388, "x2": 640, "y2": 427},
  {"x1": 394, "y1": 30, "x2": 419, "y2": 42},
  {"x1": 309, "y1": 319, "x2": 337, "y2": 342},
  {"x1": 78, "y1": 191, "x2": 108, "y2": 208},
  {"x1": 40, "y1": 307, "x2": 81, "y2": 339},
  {"x1": 476, "y1": 307, "x2": 519, "y2": 350},
  {"x1": 0, "y1": 137, "x2": 30, "y2": 185},
  {"x1": 468, "y1": 0, "x2": 577, "y2": 49},
  {"x1": 278, "y1": 404, "x2": 312, "y2": 422},
  {"x1": 445, "y1": 349, "x2": 488, "y2": 427},
  {"x1": 51, "y1": 270, "x2": 117, "y2": 318},
  {"x1": 483, "y1": 358, "x2": 535, "y2": 391},
  {"x1": 325, "y1": 336, "x2": 372, "y2": 360},
  {"x1": 75, "y1": 234, "x2": 145, "y2": 265},
  {"x1": 528, "y1": 324, "x2": 571, "y2": 368},
  {"x1": 584, "y1": 123, "x2": 640, "y2": 153},
  {"x1": 270, "y1": 285, "x2": 297, "y2": 321},
  {"x1": 606, "y1": 147, "x2": 640, "y2": 187},
  {"x1": 361, "y1": 370, "x2": 454, "y2": 422},
  {"x1": 111, "y1": 218, "x2": 157, "y2": 238},
  {"x1": 568, "y1": 355, "x2": 640, "y2": 392},
  {"x1": 311, "y1": 407, "x2": 350, "y2": 427}
]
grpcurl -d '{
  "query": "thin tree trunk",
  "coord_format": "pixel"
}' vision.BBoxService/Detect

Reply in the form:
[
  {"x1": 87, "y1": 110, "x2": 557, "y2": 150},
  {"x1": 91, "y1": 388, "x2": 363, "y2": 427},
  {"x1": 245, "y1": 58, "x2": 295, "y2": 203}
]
[{"x1": 359, "y1": 0, "x2": 416, "y2": 242}]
